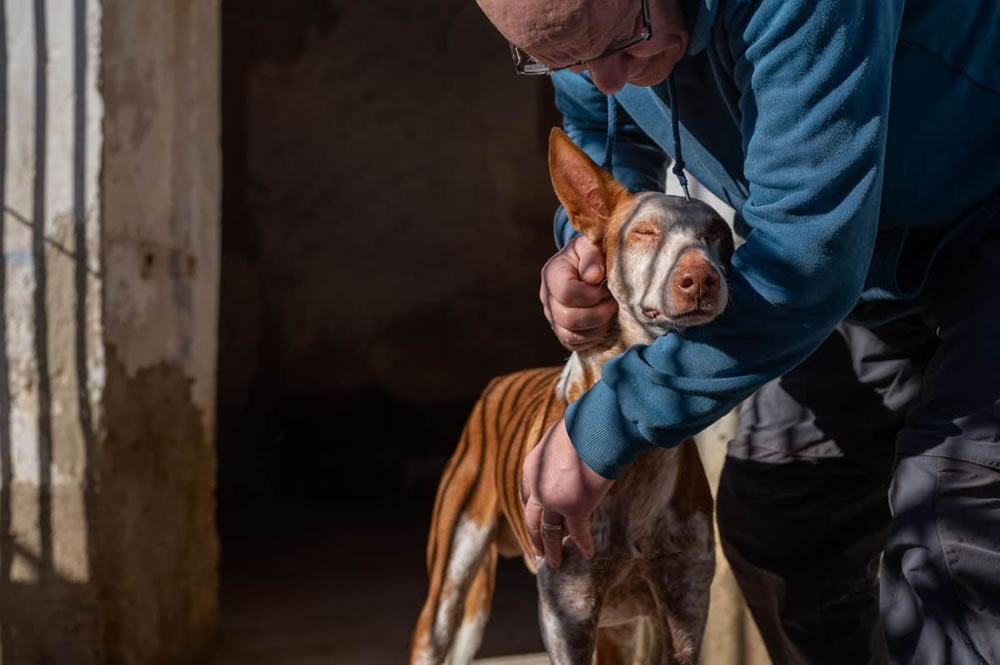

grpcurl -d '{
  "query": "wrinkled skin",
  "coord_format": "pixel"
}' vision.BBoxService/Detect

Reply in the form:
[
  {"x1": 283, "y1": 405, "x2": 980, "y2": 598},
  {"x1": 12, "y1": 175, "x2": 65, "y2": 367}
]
[{"x1": 477, "y1": 0, "x2": 690, "y2": 93}]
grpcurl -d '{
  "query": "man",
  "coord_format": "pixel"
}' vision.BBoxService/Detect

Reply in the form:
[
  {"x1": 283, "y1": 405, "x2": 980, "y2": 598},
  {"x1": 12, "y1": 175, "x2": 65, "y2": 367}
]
[{"x1": 476, "y1": 0, "x2": 1000, "y2": 663}]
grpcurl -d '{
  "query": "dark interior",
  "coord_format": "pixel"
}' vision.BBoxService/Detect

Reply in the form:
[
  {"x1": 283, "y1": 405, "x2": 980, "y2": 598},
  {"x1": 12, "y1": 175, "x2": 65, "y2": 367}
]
[{"x1": 216, "y1": 2, "x2": 566, "y2": 661}]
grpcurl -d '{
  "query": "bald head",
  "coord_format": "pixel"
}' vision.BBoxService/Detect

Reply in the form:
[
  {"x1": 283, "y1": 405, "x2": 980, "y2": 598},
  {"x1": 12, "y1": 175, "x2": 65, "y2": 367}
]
[
  {"x1": 477, "y1": 0, "x2": 634, "y2": 67},
  {"x1": 478, "y1": 0, "x2": 690, "y2": 94}
]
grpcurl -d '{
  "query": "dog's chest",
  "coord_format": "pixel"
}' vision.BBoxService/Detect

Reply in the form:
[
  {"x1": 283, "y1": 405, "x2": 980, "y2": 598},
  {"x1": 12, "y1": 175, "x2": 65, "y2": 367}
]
[
  {"x1": 594, "y1": 446, "x2": 683, "y2": 546},
  {"x1": 591, "y1": 446, "x2": 714, "y2": 624}
]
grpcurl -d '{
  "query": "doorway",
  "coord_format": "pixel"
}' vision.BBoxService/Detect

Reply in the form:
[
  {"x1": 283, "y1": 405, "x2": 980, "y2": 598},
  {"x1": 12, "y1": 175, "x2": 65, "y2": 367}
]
[{"x1": 215, "y1": 2, "x2": 563, "y2": 662}]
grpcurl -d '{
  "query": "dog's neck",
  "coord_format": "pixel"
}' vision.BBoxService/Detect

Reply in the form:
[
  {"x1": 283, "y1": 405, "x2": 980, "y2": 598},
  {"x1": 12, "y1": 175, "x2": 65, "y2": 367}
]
[{"x1": 556, "y1": 306, "x2": 659, "y2": 404}]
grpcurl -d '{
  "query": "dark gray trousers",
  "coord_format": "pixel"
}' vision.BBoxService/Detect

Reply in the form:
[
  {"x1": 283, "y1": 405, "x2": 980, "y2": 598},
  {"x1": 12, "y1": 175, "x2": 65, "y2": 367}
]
[{"x1": 717, "y1": 233, "x2": 1000, "y2": 665}]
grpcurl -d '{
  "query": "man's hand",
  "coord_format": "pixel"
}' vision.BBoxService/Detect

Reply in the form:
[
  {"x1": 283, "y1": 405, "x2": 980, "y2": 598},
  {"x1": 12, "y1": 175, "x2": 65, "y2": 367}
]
[
  {"x1": 522, "y1": 419, "x2": 615, "y2": 568},
  {"x1": 540, "y1": 235, "x2": 618, "y2": 352}
]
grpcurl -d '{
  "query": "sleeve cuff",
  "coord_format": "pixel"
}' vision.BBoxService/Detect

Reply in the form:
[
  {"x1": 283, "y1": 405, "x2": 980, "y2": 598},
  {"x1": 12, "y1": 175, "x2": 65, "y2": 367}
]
[{"x1": 564, "y1": 380, "x2": 656, "y2": 479}]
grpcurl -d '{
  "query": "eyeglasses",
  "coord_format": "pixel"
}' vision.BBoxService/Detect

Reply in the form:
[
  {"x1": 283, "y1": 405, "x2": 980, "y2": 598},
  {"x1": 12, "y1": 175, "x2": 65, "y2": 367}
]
[{"x1": 509, "y1": 0, "x2": 653, "y2": 76}]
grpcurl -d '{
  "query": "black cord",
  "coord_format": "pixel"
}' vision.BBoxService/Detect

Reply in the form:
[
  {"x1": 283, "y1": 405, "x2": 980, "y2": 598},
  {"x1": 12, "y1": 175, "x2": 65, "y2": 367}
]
[{"x1": 667, "y1": 75, "x2": 691, "y2": 202}]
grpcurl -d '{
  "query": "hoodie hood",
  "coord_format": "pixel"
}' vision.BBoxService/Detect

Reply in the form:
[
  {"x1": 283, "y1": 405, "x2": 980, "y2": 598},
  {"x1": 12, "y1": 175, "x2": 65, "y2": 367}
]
[{"x1": 682, "y1": 0, "x2": 721, "y2": 55}]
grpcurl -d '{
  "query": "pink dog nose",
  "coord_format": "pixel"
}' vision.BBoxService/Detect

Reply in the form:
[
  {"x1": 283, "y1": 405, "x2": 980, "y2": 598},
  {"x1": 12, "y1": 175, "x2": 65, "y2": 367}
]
[{"x1": 669, "y1": 250, "x2": 720, "y2": 308}]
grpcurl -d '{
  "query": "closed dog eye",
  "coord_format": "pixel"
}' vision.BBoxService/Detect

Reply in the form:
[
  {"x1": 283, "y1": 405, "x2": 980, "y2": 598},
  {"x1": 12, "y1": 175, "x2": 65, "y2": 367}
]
[{"x1": 631, "y1": 223, "x2": 660, "y2": 237}]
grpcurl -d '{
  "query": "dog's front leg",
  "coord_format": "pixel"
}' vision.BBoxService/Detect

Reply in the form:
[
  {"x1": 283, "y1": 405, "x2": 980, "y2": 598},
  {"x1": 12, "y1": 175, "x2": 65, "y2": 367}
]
[{"x1": 536, "y1": 549, "x2": 604, "y2": 665}]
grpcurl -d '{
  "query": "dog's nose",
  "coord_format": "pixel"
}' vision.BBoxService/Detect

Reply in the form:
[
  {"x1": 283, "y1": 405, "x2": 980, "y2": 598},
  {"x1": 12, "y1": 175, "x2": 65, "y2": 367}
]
[{"x1": 670, "y1": 250, "x2": 720, "y2": 304}]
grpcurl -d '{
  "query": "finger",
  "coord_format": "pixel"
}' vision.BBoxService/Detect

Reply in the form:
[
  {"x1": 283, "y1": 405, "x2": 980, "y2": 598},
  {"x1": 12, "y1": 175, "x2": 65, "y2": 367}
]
[
  {"x1": 563, "y1": 514, "x2": 595, "y2": 560},
  {"x1": 549, "y1": 298, "x2": 619, "y2": 334},
  {"x1": 545, "y1": 262, "x2": 612, "y2": 308},
  {"x1": 540, "y1": 511, "x2": 566, "y2": 568},
  {"x1": 551, "y1": 323, "x2": 609, "y2": 352},
  {"x1": 522, "y1": 443, "x2": 542, "y2": 507},
  {"x1": 573, "y1": 236, "x2": 607, "y2": 285},
  {"x1": 524, "y1": 498, "x2": 544, "y2": 556},
  {"x1": 548, "y1": 275, "x2": 612, "y2": 309}
]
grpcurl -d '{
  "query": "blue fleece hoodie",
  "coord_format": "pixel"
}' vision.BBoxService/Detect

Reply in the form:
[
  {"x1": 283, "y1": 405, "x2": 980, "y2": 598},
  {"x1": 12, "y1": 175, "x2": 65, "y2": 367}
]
[{"x1": 556, "y1": 0, "x2": 1000, "y2": 478}]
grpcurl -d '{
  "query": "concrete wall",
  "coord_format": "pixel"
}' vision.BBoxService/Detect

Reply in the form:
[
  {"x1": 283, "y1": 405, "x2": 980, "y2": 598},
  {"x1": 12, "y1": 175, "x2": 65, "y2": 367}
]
[
  {"x1": 98, "y1": 1, "x2": 220, "y2": 661},
  {"x1": 0, "y1": 0, "x2": 220, "y2": 662}
]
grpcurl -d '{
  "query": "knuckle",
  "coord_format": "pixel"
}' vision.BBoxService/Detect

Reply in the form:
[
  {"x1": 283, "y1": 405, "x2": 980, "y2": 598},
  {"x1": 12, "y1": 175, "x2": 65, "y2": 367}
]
[
  {"x1": 540, "y1": 264, "x2": 553, "y2": 287},
  {"x1": 548, "y1": 280, "x2": 574, "y2": 305},
  {"x1": 575, "y1": 235, "x2": 604, "y2": 257}
]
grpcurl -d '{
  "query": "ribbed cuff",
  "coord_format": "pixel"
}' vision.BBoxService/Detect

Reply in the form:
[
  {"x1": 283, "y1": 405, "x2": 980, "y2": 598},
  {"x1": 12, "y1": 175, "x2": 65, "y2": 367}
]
[{"x1": 564, "y1": 380, "x2": 654, "y2": 480}]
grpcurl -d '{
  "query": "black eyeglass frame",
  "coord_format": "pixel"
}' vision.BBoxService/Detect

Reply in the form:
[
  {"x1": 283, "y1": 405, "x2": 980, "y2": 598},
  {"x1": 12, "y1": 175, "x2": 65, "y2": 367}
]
[{"x1": 509, "y1": 0, "x2": 653, "y2": 76}]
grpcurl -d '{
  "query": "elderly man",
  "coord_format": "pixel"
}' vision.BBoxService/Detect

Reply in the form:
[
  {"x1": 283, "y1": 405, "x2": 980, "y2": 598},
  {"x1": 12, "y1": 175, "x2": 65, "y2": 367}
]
[{"x1": 476, "y1": 0, "x2": 1000, "y2": 663}]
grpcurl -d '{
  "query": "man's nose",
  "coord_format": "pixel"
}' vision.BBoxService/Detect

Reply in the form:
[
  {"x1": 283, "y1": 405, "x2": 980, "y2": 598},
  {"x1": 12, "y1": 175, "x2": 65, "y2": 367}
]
[{"x1": 587, "y1": 55, "x2": 629, "y2": 94}]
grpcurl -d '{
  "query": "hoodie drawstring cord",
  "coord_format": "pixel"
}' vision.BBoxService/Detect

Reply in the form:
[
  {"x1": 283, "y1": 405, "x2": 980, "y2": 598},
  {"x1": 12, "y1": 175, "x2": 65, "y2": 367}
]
[
  {"x1": 603, "y1": 75, "x2": 691, "y2": 202},
  {"x1": 666, "y1": 75, "x2": 691, "y2": 202}
]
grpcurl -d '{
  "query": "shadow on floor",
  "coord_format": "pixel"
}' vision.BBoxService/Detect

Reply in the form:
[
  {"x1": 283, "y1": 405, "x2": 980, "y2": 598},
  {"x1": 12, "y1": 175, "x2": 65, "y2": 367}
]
[{"x1": 212, "y1": 502, "x2": 544, "y2": 665}]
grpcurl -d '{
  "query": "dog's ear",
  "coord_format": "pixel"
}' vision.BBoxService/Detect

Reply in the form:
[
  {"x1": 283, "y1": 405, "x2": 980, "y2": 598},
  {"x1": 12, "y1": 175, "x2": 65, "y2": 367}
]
[{"x1": 548, "y1": 127, "x2": 628, "y2": 244}]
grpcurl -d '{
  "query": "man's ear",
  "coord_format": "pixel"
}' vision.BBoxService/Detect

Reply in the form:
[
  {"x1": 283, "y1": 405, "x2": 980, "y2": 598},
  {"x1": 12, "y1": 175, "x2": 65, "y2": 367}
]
[{"x1": 548, "y1": 127, "x2": 628, "y2": 245}]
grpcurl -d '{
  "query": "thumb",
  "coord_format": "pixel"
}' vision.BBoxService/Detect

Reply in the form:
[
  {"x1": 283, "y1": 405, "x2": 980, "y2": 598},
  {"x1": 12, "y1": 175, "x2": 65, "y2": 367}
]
[
  {"x1": 564, "y1": 514, "x2": 595, "y2": 560},
  {"x1": 574, "y1": 236, "x2": 606, "y2": 285}
]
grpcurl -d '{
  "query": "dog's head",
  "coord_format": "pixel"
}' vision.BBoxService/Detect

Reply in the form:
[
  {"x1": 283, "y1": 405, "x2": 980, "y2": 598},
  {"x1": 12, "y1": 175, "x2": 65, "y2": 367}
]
[{"x1": 549, "y1": 128, "x2": 734, "y2": 338}]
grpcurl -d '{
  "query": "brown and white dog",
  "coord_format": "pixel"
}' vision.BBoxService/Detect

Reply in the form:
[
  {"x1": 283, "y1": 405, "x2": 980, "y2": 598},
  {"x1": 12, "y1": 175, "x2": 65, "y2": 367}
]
[{"x1": 410, "y1": 128, "x2": 735, "y2": 665}]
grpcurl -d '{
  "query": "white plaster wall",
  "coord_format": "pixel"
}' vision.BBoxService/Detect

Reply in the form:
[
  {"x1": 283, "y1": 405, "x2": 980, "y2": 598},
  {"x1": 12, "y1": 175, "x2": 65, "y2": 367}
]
[{"x1": 1, "y1": 0, "x2": 104, "y2": 584}]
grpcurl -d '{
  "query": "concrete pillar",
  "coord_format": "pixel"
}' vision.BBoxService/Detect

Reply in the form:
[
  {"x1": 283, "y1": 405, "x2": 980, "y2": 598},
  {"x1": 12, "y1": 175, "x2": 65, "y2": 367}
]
[{"x1": 0, "y1": 0, "x2": 219, "y2": 662}]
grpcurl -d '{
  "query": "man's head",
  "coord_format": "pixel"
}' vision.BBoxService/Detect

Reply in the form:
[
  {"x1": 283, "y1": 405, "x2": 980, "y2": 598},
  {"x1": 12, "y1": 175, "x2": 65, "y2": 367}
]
[{"x1": 477, "y1": 0, "x2": 689, "y2": 93}]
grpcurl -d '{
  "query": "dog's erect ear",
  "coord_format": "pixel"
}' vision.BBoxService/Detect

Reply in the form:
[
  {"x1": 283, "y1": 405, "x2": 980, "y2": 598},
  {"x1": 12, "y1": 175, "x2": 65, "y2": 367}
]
[{"x1": 548, "y1": 127, "x2": 628, "y2": 245}]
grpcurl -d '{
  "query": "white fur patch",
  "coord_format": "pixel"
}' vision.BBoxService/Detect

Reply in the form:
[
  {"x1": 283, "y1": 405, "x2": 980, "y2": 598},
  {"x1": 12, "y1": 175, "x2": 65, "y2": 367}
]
[
  {"x1": 555, "y1": 352, "x2": 581, "y2": 402},
  {"x1": 446, "y1": 611, "x2": 488, "y2": 665},
  {"x1": 432, "y1": 516, "x2": 492, "y2": 649}
]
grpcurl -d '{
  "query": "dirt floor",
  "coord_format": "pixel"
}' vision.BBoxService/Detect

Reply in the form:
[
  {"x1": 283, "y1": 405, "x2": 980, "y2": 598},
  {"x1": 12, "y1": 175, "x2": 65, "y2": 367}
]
[{"x1": 211, "y1": 502, "x2": 544, "y2": 665}]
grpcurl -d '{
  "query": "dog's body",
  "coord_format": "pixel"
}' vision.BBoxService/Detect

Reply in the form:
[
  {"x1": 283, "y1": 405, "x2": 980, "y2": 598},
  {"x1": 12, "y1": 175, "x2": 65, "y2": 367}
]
[{"x1": 410, "y1": 129, "x2": 735, "y2": 665}]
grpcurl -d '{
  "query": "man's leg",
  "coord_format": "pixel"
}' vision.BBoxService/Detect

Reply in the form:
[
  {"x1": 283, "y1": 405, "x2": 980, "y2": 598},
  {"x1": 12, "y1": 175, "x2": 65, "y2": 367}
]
[
  {"x1": 717, "y1": 316, "x2": 937, "y2": 665},
  {"x1": 882, "y1": 233, "x2": 1000, "y2": 665}
]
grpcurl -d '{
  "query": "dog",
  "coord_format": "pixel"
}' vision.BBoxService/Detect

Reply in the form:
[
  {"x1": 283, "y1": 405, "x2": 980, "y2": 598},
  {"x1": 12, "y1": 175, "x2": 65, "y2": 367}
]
[{"x1": 410, "y1": 128, "x2": 735, "y2": 665}]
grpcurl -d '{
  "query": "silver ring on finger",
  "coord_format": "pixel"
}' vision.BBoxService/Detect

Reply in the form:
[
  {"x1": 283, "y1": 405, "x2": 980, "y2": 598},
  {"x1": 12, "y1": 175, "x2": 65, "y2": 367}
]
[{"x1": 540, "y1": 521, "x2": 563, "y2": 533}]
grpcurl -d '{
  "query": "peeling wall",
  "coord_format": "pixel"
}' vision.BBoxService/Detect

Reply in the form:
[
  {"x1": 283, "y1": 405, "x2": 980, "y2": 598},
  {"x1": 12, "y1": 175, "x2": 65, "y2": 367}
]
[
  {"x1": 97, "y1": 350, "x2": 216, "y2": 665},
  {"x1": 100, "y1": 0, "x2": 221, "y2": 661},
  {"x1": 0, "y1": 0, "x2": 220, "y2": 662}
]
